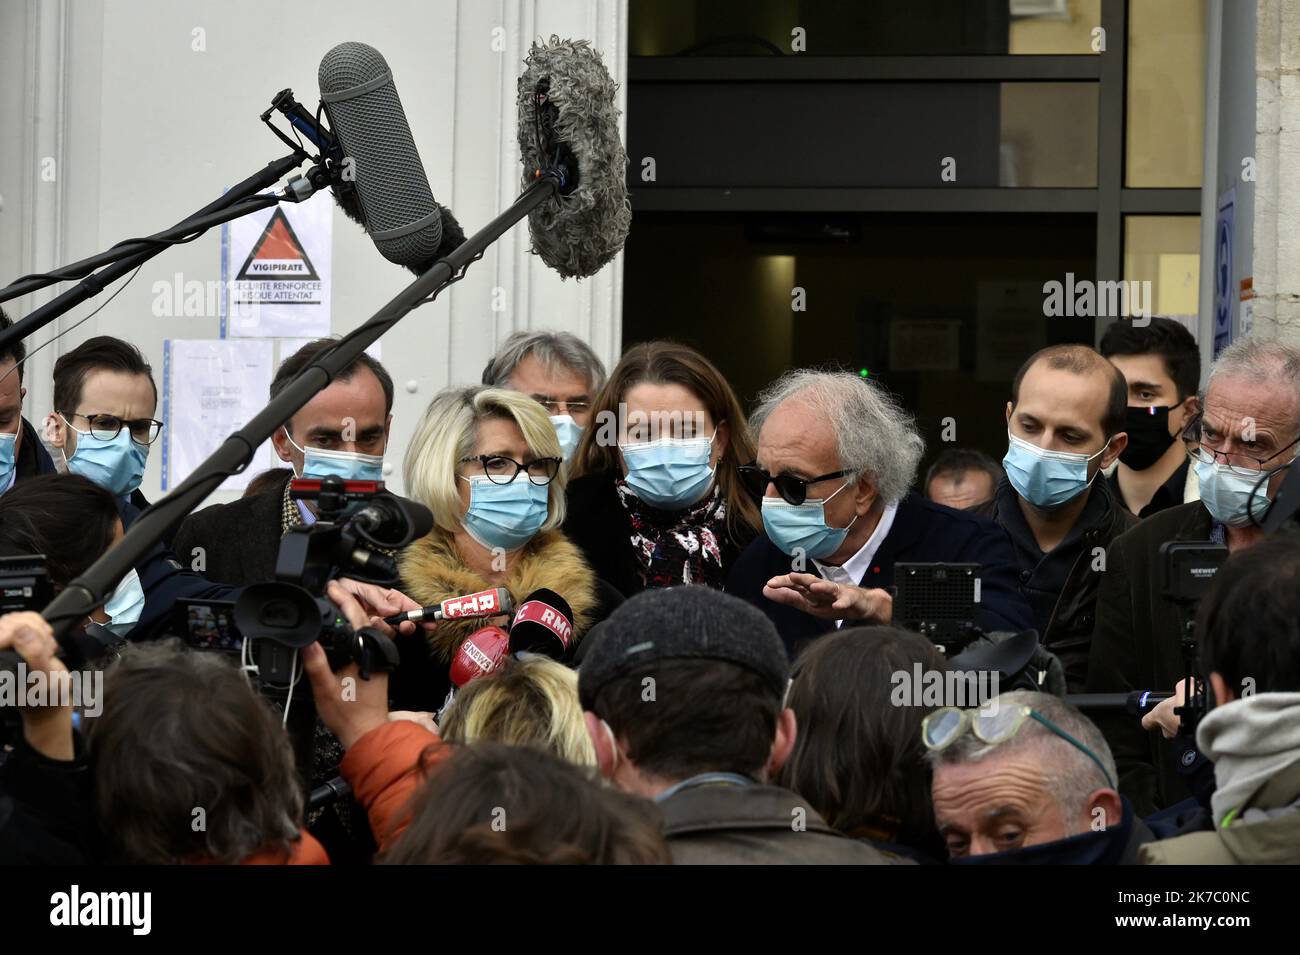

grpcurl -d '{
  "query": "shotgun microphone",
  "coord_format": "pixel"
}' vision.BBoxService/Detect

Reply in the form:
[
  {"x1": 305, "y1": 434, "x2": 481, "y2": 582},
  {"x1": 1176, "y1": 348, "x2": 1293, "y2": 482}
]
[{"x1": 317, "y1": 42, "x2": 463, "y2": 270}]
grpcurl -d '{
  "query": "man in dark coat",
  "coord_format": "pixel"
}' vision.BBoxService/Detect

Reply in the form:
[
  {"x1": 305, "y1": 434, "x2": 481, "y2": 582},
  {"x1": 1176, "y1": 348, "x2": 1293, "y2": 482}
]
[
  {"x1": 972, "y1": 344, "x2": 1136, "y2": 692},
  {"x1": 0, "y1": 308, "x2": 57, "y2": 496},
  {"x1": 1139, "y1": 535, "x2": 1300, "y2": 864},
  {"x1": 173, "y1": 339, "x2": 395, "y2": 586},
  {"x1": 578, "y1": 586, "x2": 899, "y2": 864},
  {"x1": 1087, "y1": 338, "x2": 1300, "y2": 816},
  {"x1": 725, "y1": 369, "x2": 1033, "y2": 660}
]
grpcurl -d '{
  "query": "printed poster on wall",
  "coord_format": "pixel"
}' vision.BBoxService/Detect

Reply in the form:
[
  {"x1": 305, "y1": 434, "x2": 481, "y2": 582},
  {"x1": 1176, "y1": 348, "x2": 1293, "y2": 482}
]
[
  {"x1": 223, "y1": 189, "x2": 332, "y2": 338},
  {"x1": 161, "y1": 339, "x2": 275, "y2": 493}
]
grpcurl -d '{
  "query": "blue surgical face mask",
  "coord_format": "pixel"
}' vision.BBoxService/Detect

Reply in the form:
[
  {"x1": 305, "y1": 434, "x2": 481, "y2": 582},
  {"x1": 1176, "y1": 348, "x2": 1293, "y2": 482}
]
[
  {"x1": 283, "y1": 427, "x2": 385, "y2": 482},
  {"x1": 550, "y1": 415, "x2": 583, "y2": 462},
  {"x1": 0, "y1": 431, "x2": 16, "y2": 494},
  {"x1": 460, "y1": 472, "x2": 549, "y2": 551},
  {"x1": 761, "y1": 480, "x2": 858, "y2": 560},
  {"x1": 1195, "y1": 456, "x2": 1275, "y2": 528},
  {"x1": 620, "y1": 430, "x2": 717, "y2": 509},
  {"x1": 62, "y1": 417, "x2": 149, "y2": 498},
  {"x1": 1002, "y1": 430, "x2": 1108, "y2": 510},
  {"x1": 104, "y1": 568, "x2": 146, "y2": 637}
]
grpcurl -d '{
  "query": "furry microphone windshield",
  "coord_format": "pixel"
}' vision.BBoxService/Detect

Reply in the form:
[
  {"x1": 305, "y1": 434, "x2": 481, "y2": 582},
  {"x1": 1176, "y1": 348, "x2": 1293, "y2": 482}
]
[{"x1": 517, "y1": 36, "x2": 632, "y2": 280}]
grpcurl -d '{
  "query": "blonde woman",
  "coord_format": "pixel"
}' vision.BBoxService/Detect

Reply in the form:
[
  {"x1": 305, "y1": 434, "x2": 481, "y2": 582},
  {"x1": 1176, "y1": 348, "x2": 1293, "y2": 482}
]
[
  {"x1": 391, "y1": 386, "x2": 618, "y2": 713},
  {"x1": 439, "y1": 654, "x2": 596, "y2": 767}
]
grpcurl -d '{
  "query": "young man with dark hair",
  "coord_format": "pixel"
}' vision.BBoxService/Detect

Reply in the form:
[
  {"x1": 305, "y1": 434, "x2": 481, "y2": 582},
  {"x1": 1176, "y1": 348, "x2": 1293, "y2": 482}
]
[
  {"x1": 974, "y1": 344, "x2": 1135, "y2": 691},
  {"x1": 0, "y1": 307, "x2": 57, "y2": 495},
  {"x1": 577, "y1": 585, "x2": 895, "y2": 864},
  {"x1": 1099, "y1": 316, "x2": 1202, "y2": 518},
  {"x1": 173, "y1": 338, "x2": 395, "y2": 585},
  {"x1": 45, "y1": 335, "x2": 161, "y2": 509}
]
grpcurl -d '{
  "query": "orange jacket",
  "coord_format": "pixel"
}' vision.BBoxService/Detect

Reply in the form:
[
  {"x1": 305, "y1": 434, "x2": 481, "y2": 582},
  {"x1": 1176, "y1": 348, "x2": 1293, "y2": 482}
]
[
  {"x1": 340, "y1": 720, "x2": 446, "y2": 853},
  {"x1": 240, "y1": 720, "x2": 444, "y2": 865}
]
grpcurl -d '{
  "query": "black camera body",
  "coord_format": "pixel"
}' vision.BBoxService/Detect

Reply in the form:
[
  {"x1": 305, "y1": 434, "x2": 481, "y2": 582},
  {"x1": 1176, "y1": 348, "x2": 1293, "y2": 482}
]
[
  {"x1": 1159, "y1": 540, "x2": 1228, "y2": 737},
  {"x1": 0, "y1": 554, "x2": 54, "y2": 617},
  {"x1": 892, "y1": 562, "x2": 983, "y2": 655}
]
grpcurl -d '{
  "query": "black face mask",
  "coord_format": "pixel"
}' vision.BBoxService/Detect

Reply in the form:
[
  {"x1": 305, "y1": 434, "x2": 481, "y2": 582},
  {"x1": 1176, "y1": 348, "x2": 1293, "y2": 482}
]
[{"x1": 1119, "y1": 405, "x2": 1175, "y2": 471}]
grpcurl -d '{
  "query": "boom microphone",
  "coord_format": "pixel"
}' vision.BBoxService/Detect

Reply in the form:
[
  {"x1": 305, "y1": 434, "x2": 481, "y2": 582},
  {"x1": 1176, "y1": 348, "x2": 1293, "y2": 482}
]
[
  {"x1": 383, "y1": 587, "x2": 514, "y2": 626},
  {"x1": 318, "y1": 42, "x2": 460, "y2": 270},
  {"x1": 509, "y1": 588, "x2": 574, "y2": 660},
  {"x1": 517, "y1": 36, "x2": 631, "y2": 279}
]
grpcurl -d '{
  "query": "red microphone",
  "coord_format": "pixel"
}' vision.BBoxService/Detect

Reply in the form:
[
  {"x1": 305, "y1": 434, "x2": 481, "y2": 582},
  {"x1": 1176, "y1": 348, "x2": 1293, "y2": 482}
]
[
  {"x1": 509, "y1": 589, "x2": 574, "y2": 660},
  {"x1": 384, "y1": 587, "x2": 514, "y2": 626},
  {"x1": 449, "y1": 626, "x2": 511, "y2": 688}
]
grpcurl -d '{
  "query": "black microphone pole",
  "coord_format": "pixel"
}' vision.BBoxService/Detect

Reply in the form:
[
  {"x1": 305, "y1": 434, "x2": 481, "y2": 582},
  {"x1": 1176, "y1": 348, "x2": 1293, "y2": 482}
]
[
  {"x1": 41, "y1": 172, "x2": 563, "y2": 639},
  {"x1": 0, "y1": 152, "x2": 308, "y2": 353}
]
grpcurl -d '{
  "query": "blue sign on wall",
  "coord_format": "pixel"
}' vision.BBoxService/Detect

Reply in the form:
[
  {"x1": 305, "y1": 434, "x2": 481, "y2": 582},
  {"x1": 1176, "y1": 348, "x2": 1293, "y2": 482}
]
[{"x1": 1213, "y1": 189, "x2": 1235, "y2": 357}]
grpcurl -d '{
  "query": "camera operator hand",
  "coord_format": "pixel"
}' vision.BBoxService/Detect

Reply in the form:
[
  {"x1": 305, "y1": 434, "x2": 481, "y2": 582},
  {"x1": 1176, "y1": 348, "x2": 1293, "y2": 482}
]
[
  {"x1": 1141, "y1": 678, "x2": 1193, "y2": 739},
  {"x1": 763, "y1": 572, "x2": 893, "y2": 623},
  {"x1": 0, "y1": 612, "x2": 74, "y2": 761},
  {"x1": 333, "y1": 577, "x2": 435, "y2": 638},
  {"x1": 302, "y1": 580, "x2": 393, "y2": 749}
]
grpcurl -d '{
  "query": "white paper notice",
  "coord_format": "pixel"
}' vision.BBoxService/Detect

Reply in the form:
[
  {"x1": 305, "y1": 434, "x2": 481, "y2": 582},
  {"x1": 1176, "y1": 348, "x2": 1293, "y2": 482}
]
[
  {"x1": 163, "y1": 340, "x2": 275, "y2": 492},
  {"x1": 225, "y1": 190, "x2": 332, "y2": 338}
]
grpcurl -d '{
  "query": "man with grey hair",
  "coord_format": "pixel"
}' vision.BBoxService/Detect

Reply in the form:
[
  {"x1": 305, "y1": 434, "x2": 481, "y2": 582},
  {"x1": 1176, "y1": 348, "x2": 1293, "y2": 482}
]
[
  {"x1": 726, "y1": 369, "x2": 1032, "y2": 657},
  {"x1": 926, "y1": 690, "x2": 1152, "y2": 864},
  {"x1": 482, "y1": 330, "x2": 607, "y2": 460},
  {"x1": 1088, "y1": 337, "x2": 1300, "y2": 816}
]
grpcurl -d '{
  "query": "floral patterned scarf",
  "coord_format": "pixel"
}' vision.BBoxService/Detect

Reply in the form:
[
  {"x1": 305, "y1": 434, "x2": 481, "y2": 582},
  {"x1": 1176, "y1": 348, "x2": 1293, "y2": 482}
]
[{"x1": 615, "y1": 479, "x2": 729, "y2": 590}]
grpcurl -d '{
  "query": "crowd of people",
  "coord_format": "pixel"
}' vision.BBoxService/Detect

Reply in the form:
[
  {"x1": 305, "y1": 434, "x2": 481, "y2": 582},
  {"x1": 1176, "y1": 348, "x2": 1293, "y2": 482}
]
[{"x1": 1, "y1": 304, "x2": 1298, "y2": 865}]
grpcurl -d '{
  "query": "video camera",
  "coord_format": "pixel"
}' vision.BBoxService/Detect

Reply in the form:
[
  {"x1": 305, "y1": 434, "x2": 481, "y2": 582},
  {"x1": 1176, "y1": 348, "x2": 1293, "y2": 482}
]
[
  {"x1": 174, "y1": 475, "x2": 432, "y2": 684},
  {"x1": 0, "y1": 555, "x2": 125, "y2": 750},
  {"x1": 170, "y1": 475, "x2": 432, "y2": 789}
]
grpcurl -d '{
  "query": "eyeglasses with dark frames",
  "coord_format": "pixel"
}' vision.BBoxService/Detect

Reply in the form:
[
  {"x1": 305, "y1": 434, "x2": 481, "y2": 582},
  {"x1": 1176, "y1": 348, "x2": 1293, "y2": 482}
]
[
  {"x1": 459, "y1": 454, "x2": 562, "y2": 486},
  {"x1": 61, "y1": 411, "x2": 164, "y2": 446}
]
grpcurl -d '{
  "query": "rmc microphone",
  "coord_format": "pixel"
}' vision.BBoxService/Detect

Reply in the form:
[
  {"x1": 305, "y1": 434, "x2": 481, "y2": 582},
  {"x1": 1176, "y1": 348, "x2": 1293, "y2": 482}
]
[{"x1": 509, "y1": 588, "x2": 574, "y2": 660}]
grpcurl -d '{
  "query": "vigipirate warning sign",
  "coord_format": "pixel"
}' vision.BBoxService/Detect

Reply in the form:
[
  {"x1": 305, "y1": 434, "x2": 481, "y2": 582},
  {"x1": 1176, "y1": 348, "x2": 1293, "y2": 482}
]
[{"x1": 224, "y1": 190, "x2": 332, "y2": 337}]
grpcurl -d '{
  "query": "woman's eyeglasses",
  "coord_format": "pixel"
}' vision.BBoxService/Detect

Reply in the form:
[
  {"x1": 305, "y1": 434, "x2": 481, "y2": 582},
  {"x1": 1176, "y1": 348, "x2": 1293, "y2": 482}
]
[
  {"x1": 737, "y1": 464, "x2": 853, "y2": 506},
  {"x1": 459, "y1": 454, "x2": 562, "y2": 486}
]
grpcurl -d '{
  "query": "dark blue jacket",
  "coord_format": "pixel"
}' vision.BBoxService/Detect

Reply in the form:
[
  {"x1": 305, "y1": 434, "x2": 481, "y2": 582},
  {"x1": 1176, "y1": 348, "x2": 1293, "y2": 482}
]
[
  {"x1": 11, "y1": 416, "x2": 57, "y2": 487},
  {"x1": 726, "y1": 492, "x2": 1034, "y2": 659},
  {"x1": 950, "y1": 797, "x2": 1153, "y2": 865},
  {"x1": 117, "y1": 497, "x2": 241, "y2": 639}
]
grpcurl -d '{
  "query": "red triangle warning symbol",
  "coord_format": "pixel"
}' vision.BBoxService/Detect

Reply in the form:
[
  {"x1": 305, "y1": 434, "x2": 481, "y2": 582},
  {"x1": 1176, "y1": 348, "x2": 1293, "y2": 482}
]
[{"x1": 236, "y1": 208, "x2": 320, "y2": 281}]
